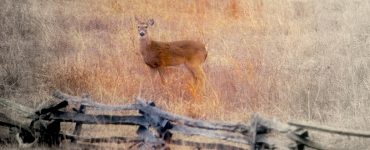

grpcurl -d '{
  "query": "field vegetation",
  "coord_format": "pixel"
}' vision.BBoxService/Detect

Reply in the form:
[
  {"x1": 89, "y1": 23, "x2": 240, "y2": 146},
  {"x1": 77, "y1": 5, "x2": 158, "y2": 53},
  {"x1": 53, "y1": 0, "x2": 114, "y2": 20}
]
[{"x1": 0, "y1": 0, "x2": 369, "y2": 149}]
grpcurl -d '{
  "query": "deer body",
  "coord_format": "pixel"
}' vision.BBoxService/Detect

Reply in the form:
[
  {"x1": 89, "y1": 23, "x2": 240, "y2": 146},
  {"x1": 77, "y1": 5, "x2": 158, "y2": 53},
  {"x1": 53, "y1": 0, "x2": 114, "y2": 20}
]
[
  {"x1": 140, "y1": 40, "x2": 207, "y2": 68},
  {"x1": 136, "y1": 18, "x2": 207, "y2": 90}
]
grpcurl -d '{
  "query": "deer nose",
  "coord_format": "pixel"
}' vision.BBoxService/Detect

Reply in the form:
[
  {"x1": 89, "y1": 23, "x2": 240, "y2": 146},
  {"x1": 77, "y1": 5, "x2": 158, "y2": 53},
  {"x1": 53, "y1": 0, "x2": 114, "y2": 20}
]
[{"x1": 140, "y1": 32, "x2": 145, "y2": 36}]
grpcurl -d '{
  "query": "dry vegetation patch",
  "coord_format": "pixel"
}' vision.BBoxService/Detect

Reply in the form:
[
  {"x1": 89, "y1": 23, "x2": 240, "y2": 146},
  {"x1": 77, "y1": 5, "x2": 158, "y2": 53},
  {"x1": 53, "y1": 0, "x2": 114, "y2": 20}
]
[{"x1": 0, "y1": 0, "x2": 369, "y2": 149}]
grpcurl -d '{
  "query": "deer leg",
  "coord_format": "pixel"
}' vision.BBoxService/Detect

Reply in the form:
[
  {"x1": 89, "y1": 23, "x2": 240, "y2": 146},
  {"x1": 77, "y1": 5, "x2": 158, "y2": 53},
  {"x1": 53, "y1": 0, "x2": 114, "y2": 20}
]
[
  {"x1": 158, "y1": 67, "x2": 167, "y2": 84},
  {"x1": 149, "y1": 68, "x2": 157, "y2": 87},
  {"x1": 185, "y1": 63, "x2": 197, "y2": 85},
  {"x1": 185, "y1": 63, "x2": 205, "y2": 91},
  {"x1": 193, "y1": 66, "x2": 206, "y2": 91}
]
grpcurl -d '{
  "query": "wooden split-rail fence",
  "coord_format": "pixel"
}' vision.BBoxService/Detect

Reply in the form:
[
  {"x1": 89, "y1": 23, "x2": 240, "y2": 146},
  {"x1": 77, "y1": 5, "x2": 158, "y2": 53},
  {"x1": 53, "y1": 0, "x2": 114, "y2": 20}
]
[{"x1": 1, "y1": 91, "x2": 370, "y2": 149}]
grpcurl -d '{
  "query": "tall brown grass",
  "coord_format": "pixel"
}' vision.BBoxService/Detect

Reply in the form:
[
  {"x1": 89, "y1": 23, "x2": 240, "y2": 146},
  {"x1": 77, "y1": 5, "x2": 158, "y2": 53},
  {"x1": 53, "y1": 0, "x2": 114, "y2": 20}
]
[{"x1": 1, "y1": 0, "x2": 369, "y2": 148}]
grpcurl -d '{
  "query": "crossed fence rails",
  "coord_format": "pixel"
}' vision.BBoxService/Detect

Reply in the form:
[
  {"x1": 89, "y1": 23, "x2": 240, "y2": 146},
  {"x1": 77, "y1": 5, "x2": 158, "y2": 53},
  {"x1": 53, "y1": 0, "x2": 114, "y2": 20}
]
[{"x1": 0, "y1": 91, "x2": 369, "y2": 149}]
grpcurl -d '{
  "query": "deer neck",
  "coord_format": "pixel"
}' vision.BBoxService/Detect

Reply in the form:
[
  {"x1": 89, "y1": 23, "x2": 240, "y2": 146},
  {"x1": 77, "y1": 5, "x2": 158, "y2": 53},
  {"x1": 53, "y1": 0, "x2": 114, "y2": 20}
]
[{"x1": 139, "y1": 36, "x2": 151, "y2": 53}]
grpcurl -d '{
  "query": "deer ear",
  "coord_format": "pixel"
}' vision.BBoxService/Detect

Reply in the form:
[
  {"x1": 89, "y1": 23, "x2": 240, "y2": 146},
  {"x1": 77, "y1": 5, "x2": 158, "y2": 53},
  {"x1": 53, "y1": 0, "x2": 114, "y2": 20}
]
[
  {"x1": 135, "y1": 16, "x2": 140, "y2": 23},
  {"x1": 147, "y1": 19, "x2": 155, "y2": 26}
]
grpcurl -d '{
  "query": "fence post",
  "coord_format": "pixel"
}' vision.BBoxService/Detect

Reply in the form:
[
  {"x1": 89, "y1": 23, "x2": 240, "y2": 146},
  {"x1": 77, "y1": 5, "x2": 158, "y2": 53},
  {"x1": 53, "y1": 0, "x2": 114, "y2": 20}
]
[
  {"x1": 248, "y1": 114, "x2": 258, "y2": 150},
  {"x1": 133, "y1": 101, "x2": 169, "y2": 149},
  {"x1": 71, "y1": 104, "x2": 86, "y2": 143}
]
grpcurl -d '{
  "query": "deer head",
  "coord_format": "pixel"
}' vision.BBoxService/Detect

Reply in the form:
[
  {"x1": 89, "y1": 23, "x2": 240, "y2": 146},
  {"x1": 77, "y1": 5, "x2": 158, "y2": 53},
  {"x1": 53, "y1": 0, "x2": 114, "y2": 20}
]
[{"x1": 135, "y1": 17, "x2": 155, "y2": 39}]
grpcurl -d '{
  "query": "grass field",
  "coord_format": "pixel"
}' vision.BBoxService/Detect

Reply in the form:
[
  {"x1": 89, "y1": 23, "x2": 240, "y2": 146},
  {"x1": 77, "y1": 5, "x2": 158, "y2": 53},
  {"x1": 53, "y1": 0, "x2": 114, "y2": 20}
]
[{"x1": 0, "y1": 0, "x2": 369, "y2": 149}]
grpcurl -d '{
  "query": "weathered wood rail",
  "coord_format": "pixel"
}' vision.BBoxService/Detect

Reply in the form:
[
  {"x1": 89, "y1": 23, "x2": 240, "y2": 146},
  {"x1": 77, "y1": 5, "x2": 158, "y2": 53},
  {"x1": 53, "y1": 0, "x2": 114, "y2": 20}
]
[{"x1": 1, "y1": 91, "x2": 370, "y2": 149}]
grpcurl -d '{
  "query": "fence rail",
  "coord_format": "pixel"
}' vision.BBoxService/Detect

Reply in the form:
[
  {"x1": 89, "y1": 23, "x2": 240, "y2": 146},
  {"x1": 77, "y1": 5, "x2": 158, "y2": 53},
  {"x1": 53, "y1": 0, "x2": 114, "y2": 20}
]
[{"x1": 1, "y1": 91, "x2": 369, "y2": 149}]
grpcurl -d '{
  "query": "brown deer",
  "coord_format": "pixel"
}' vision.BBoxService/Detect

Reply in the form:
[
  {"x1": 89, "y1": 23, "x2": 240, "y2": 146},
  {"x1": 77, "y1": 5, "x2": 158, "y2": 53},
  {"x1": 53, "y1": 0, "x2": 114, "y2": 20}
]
[{"x1": 135, "y1": 18, "x2": 207, "y2": 91}]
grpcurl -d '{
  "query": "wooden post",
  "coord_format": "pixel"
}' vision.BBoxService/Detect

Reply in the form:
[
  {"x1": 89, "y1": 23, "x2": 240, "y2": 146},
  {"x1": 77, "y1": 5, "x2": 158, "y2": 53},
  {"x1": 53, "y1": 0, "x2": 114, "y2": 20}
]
[
  {"x1": 28, "y1": 100, "x2": 68, "y2": 146},
  {"x1": 133, "y1": 101, "x2": 168, "y2": 149},
  {"x1": 145, "y1": 102, "x2": 173, "y2": 144},
  {"x1": 248, "y1": 114, "x2": 258, "y2": 150},
  {"x1": 71, "y1": 104, "x2": 86, "y2": 143},
  {"x1": 295, "y1": 129, "x2": 309, "y2": 150},
  {"x1": 287, "y1": 128, "x2": 324, "y2": 150},
  {"x1": 46, "y1": 120, "x2": 62, "y2": 146}
]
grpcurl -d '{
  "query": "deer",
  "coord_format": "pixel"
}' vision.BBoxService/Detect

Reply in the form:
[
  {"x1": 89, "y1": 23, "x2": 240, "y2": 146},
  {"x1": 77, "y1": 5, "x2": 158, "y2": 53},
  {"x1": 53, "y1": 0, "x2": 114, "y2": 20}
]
[{"x1": 135, "y1": 18, "x2": 208, "y2": 91}]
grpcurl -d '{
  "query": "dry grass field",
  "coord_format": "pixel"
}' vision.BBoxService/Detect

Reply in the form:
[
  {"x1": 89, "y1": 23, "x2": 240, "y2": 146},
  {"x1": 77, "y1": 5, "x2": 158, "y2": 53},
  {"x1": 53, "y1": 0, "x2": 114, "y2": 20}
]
[{"x1": 0, "y1": 0, "x2": 369, "y2": 149}]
